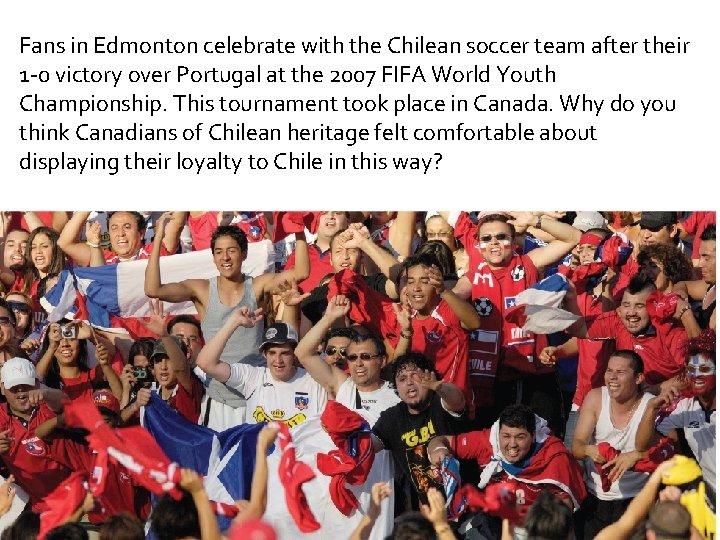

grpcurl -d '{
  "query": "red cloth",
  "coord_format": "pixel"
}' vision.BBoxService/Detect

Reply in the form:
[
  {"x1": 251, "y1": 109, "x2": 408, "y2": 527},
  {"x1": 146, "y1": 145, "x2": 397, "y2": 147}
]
[
  {"x1": 327, "y1": 269, "x2": 396, "y2": 338},
  {"x1": 646, "y1": 290, "x2": 680, "y2": 323},
  {"x1": 63, "y1": 398, "x2": 184, "y2": 501},
  {"x1": 276, "y1": 422, "x2": 320, "y2": 532},
  {"x1": 455, "y1": 481, "x2": 521, "y2": 522},
  {"x1": 597, "y1": 438, "x2": 676, "y2": 489},
  {"x1": 316, "y1": 402, "x2": 375, "y2": 516},
  {"x1": 285, "y1": 244, "x2": 334, "y2": 293},
  {"x1": 271, "y1": 212, "x2": 320, "y2": 242},
  {"x1": 38, "y1": 472, "x2": 87, "y2": 540},
  {"x1": 453, "y1": 431, "x2": 587, "y2": 514}
]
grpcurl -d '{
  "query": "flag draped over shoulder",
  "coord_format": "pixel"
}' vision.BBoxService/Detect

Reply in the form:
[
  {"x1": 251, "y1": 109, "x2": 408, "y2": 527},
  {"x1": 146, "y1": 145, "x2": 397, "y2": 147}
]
[
  {"x1": 41, "y1": 243, "x2": 275, "y2": 329},
  {"x1": 504, "y1": 273, "x2": 580, "y2": 334}
]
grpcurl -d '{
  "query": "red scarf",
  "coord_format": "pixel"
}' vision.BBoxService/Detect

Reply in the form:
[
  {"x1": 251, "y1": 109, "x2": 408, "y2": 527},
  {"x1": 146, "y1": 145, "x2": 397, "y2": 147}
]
[
  {"x1": 316, "y1": 402, "x2": 374, "y2": 516},
  {"x1": 271, "y1": 212, "x2": 320, "y2": 242},
  {"x1": 276, "y1": 422, "x2": 321, "y2": 532}
]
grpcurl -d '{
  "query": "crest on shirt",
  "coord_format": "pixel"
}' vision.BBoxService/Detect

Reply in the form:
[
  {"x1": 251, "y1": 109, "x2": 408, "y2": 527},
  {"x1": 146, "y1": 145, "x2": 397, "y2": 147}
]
[
  {"x1": 474, "y1": 297, "x2": 493, "y2": 317},
  {"x1": 426, "y1": 331, "x2": 441, "y2": 343},
  {"x1": 510, "y1": 265, "x2": 525, "y2": 281},
  {"x1": 22, "y1": 437, "x2": 46, "y2": 456},
  {"x1": 248, "y1": 225, "x2": 262, "y2": 240},
  {"x1": 504, "y1": 296, "x2": 517, "y2": 309},
  {"x1": 294, "y1": 395, "x2": 309, "y2": 410}
]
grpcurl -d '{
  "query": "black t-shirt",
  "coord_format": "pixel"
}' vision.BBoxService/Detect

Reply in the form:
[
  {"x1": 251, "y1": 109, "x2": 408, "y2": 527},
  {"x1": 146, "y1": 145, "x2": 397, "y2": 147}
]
[
  {"x1": 373, "y1": 394, "x2": 469, "y2": 503},
  {"x1": 301, "y1": 273, "x2": 389, "y2": 324}
]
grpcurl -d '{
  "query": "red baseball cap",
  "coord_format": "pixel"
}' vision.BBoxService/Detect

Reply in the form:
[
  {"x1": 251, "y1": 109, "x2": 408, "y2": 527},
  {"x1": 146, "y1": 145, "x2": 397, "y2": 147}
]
[{"x1": 92, "y1": 389, "x2": 120, "y2": 415}]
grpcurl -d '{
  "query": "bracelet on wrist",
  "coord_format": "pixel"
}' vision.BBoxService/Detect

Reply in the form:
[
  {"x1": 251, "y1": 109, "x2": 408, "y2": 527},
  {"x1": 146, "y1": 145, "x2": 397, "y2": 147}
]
[
  {"x1": 678, "y1": 305, "x2": 691, "y2": 318},
  {"x1": 86, "y1": 241, "x2": 100, "y2": 248},
  {"x1": 400, "y1": 329, "x2": 414, "y2": 339}
]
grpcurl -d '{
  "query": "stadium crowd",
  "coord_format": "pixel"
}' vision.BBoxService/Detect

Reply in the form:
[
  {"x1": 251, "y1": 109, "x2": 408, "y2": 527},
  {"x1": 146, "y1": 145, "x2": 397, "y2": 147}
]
[{"x1": 0, "y1": 209, "x2": 715, "y2": 540}]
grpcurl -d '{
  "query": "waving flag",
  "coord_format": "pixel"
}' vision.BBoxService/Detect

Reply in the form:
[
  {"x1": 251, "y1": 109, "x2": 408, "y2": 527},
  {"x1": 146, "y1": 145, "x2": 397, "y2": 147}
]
[
  {"x1": 41, "y1": 243, "x2": 275, "y2": 330},
  {"x1": 142, "y1": 393, "x2": 264, "y2": 529},
  {"x1": 504, "y1": 273, "x2": 580, "y2": 334},
  {"x1": 37, "y1": 472, "x2": 88, "y2": 540}
]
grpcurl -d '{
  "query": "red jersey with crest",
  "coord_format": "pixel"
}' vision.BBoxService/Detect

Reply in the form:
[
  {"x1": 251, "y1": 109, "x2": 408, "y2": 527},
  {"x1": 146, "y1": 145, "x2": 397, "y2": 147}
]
[
  {"x1": 0, "y1": 402, "x2": 75, "y2": 512},
  {"x1": 468, "y1": 252, "x2": 550, "y2": 384}
]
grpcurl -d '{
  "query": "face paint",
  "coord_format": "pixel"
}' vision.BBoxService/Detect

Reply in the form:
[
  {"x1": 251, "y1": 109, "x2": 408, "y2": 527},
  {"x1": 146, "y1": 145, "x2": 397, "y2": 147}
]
[
  {"x1": 479, "y1": 242, "x2": 488, "y2": 249},
  {"x1": 686, "y1": 355, "x2": 716, "y2": 397}
]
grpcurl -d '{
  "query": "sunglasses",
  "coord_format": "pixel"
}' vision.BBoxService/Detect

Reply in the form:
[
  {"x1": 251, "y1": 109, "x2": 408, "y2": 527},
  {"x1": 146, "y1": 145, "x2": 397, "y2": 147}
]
[
  {"x1": 7, "y1": 301, "x2": 31, "y2": 314},
  {"x1": 346, "y1": 353, "x2": 383, "y2": 362},
  {"x1": 324, "y1": 346, "x2": 347, "y2": 357},
  {"x1": 479, "y1": 233, "x2": 511, "y2": 243},
  {"x1": 0, "y1": 316, "x2": 12, "y2": 326},
  {"x1": 686, "y1": 364, "x2": 715, "y2": 376}
]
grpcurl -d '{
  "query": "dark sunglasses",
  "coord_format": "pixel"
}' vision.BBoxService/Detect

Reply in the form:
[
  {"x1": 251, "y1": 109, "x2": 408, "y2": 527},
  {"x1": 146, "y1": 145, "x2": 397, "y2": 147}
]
[
  {"x1": 346, "y1": 353, "x2": 383, "y2": 362},
  {"x1": 7, "y1": 301, "x2": 31, "y2": 314},
  {"x1": 324, "y1": 346, "x2": 347, "y2": 357},
  {"x1": 479, "y1": 233, "x2": 511, "y2": 243}
]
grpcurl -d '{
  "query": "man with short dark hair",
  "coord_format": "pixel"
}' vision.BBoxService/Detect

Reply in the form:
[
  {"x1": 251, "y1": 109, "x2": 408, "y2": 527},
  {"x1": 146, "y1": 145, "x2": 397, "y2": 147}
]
[
  {"x1": 295, "y1": 294, "x2": 400, "y2": 423},
  {"x1": 196, "y1": 315, "x2": 326, "y2": 428},
  {"x1": 646, "y1": 501, "x2": 691, "y2": 540},
  {"x1": 567, "y1": 274, "x2": 689, "y2": 394},
  {"x1": 428, "y1": 404, "x2": 585, "y2": 537},
  {"x1": 571, "y1": 351, "x2": 655, "y2": 540}
]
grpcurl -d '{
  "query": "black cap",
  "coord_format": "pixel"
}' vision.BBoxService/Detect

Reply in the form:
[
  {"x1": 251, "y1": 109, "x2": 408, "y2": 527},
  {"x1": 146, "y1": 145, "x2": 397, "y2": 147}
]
[
  {"x1": 151, "y1": 336, "x2": 188, "y2": 359},
  {"x1": 639, "y1": 212, "x2": 677, "y2": 229},
  {"x1": 259, "y1": 323, "x2": 299, "y2": 352}
]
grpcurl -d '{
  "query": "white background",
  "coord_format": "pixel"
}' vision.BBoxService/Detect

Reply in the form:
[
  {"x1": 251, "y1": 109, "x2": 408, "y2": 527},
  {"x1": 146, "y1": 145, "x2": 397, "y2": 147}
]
[{"x1": 1, "y1": 0, "x2": 718, "y2": 211}]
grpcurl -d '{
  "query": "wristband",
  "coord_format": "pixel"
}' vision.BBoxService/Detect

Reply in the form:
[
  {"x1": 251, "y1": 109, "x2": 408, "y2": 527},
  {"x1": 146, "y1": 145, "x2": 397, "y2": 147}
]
[
  {"x1": 400, "y1": 329, "x2": 414, "y2": 339},
  {"x1": 86, "y1": 241, "x2": 100, "y2": 248}
]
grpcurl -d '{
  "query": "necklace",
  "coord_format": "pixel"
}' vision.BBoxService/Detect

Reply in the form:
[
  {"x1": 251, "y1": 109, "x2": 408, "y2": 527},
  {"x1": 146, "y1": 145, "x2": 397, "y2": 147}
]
[{"x1": 609, "y1": 395, "x2": 641, "y2": 434}]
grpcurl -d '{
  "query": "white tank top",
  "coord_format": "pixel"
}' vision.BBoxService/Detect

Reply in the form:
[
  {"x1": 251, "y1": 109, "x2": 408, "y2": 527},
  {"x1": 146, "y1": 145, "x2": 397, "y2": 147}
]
[{"x1": 584, "y1": 387, "x2": 653, "y2": 500}]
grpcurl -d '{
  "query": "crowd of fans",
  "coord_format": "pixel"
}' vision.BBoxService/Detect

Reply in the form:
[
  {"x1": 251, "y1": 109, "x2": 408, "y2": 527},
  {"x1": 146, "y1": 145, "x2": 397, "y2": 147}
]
[{"x1": 0, "y1": 209, "x2": 715, "y2": 540}]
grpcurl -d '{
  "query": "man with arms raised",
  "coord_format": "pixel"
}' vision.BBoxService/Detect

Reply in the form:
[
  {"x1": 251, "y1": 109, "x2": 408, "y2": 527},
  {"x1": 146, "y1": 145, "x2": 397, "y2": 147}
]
[
  {"x1": 145, "y1": 219, "x2": 309, "y2": 430},
  {"x1": 294, "y1": 294, "x2": 400, "y2": 423}
]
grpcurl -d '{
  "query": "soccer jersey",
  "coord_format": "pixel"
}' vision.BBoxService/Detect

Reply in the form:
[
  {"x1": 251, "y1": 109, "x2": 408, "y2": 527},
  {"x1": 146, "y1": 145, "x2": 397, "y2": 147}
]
[
  {"x1": 226, "y1": 366, "x2": 327, "y2": 428},
  {"x1": 657, "y1": 397, "x2": 716, "y2": 492}
]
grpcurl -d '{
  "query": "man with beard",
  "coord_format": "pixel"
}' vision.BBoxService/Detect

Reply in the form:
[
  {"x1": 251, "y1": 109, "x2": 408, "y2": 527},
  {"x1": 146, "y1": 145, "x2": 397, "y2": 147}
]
[
  {"x1": 0, "y1": 229, "x2": 30, "y2": 291},
  {"x1": 567, "y1": 273, "x2": 689, "y2": 395}
]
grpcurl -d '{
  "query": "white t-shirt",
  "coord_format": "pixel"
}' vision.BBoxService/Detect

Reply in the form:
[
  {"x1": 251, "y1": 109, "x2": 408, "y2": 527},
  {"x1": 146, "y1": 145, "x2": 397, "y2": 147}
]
[
  {"x1": 226, "y1": 365, "x2": 327, "y2": 428},
  {"x1": 657, "y1": 397, "x2": 716, "y2": 492},
  {"x1": 335, "y1": 379, "x2": 401, "y2": 426}
]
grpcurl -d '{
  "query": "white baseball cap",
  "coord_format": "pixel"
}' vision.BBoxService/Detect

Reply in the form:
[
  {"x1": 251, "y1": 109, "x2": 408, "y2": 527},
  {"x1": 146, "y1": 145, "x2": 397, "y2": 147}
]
[{"x1": 1, "y1": 357, "x2": 37, "y2": 389}]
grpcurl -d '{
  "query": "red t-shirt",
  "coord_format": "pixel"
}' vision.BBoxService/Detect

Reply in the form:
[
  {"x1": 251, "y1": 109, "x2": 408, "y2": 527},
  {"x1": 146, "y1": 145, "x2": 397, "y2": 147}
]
[
  {"x1": 285, "y1": 243, "x2": 334, "y2": 293},
  {"x1": 187, "y1": 212, "x2": 268, "y2": 251},
  {"x1": 681, "y1": 211, "x2": 716, "y2": 260},
  {"x1": 389, "y1": 300, "x2": 473, "y2": 412},
  {"x1": 573, "y1": 292, "x2": 614, "y2": 407},
  {"x1": 585, "y1": 311, "x2": 689, "y2": 384},
  {"x1": 0, "y1": 402, "x2": 74, "y2": 512},
  {"x1": 164, "y1": 374, "x2": 205, "y2": 424}
]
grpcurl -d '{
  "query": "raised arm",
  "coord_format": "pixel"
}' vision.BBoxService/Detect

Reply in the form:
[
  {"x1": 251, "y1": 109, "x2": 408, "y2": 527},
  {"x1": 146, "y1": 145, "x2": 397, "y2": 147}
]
[
  {"x1": 343, "y1": 225, "x2": 403, "y2": 286},
  {"x1": 195, "y1": 306, "x2": 264, "y2": 383},
  {"x1": 233, "y1": 424, "x2": 280, "y2": 524},
  {"x1": 418, "y1": 371, "x2": 465, "y2": 413},
  {"x1": 387, "y1": 211, "x2": 417, "y2": 259},
  {"x1": 294, "y1": 295, "x2": 351, "y2": 396},
  {"x1": 160, "y1": 334, "x2": 194, "y2": 393},
  {"x1": 159, "y1": 212, "x2": 187, "y2": 254},
  {"x1": 426, "y1": 265, "x2": 481, "y2": 330},
  {"x1": 178, "y1": 469, "x2": 221, "y2": 540},
  {"x1": 57, "y1": 211, "x2": 93, "y2": 267},
  {"x1": 144, "y1": 213, "x2": 200, "y2": 303},
  {"x1": 636, "y1": 391, "x2": 678, "y2": 451},
  {"x1": 594, "y1": 458, "x2": 678, "y2": 540},
  {"x1": 255, "y1": 232, "x2": 311, "y2": 297},
  {"x1": 509, "y1": 212, "x2": 582, "y2": 270}
]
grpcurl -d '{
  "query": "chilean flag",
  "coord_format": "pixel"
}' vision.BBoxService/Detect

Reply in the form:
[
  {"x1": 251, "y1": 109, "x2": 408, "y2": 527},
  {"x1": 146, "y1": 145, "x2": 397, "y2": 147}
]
[
  {"x1": 41, "y1": 244, "x2": 275, "y2": 333},
  {"x1": 504, "y1": 273, "x2": 580, "y2": 334}
]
